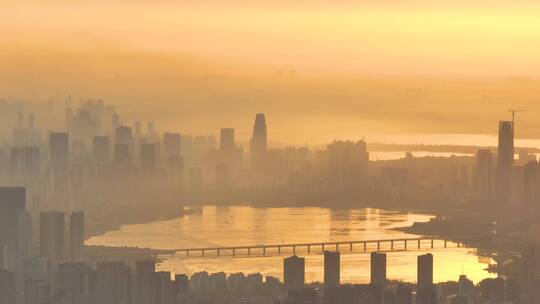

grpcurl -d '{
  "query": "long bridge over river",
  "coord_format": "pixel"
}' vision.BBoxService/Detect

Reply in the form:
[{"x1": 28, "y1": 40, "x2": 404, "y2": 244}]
[{"x1": 172, "y1": 237, "x2": 464, "y2": 259}]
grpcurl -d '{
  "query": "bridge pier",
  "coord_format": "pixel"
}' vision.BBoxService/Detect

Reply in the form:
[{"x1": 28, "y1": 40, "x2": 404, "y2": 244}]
[
  {"x1": 363, "y1": 242, "x2": 367, "y2": 252},
  {"x1": 308, "y1": 245, "x2": 311, "y2": 253},
  {"x1": 186, "y1": 250, "x2": 190, "y2": 257},
  {"x1": 431, "y1": 239, "x2": 434, "y2": 249},
  {"x1": 322, "y1": 244, "x2": 325, "y2": 251},
  {"x1": 202, "y1": 249, "x2": 205, "y2": 256},
  {"x1": 248, "y1": 248, "x2": 251, "y2": 256},
  {"x1": 418, "y1": 239, "x2": 421, "y2": 249},
  {"x1": 377, "y1": 241, "x2": 380, "y2": 251},
  {"x1": 444, "y1": 240, "x2": 447, "y2": 248},
  {"x1": 404, "y1": 240, "x2": 407, "y2": 250},
  {"x1": 350, "y1": 242, "x2": 353, "y2": 252},
  {"x1": 391, "y1": 240, "x2": 394, "y2": 250},
  {"x1": 278, "y1": 246, "x2": 281, "y2": 254},
  {"x1": 233, "y1": 248, "x2": 236, "y2": 256},
  {"x1": 263, "y1": 247, "x2": 266, "y2": 256},
  {"x1": 336, "y1": 243, "x2": 339, "y2": 252},
  {"x1": 293, "y1": 245, "x2": 296, "y2": 254},
  {"x1": 217, "y1": 249, "x2": 220, "y2": 256}
]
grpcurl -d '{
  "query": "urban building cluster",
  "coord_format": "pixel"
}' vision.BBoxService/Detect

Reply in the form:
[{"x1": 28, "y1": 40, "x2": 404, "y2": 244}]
[{"x1": 0, "y1": 98, "x2": 539, "y2": 303}]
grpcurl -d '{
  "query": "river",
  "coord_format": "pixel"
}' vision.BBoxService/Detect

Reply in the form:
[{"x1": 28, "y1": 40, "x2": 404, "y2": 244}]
[{"x1": 86, "y1": 206, "x2": 495, "y2": 284}]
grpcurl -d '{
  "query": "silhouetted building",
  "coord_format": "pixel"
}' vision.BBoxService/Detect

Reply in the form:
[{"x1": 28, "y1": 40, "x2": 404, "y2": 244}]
[
  {"x1": 0, "y1": 187, "x2": 25, "y2": 269},
  {"x1": 141, "y1": 143, "x2": 158, "y2": 172},
  {"x1": 135, "y1": 260, "x2": 156, "y2": 304},
  {"x1": 92, "y1": 136, "x2": 110, "y2": 163},
  {"x1": 40, "y1": 211, "x2": 65, "y2": 259},
  {"x1": 417, "y1": 254, "x2": 434, "y2": 304},
  {"x1": 370, "y1": 252, "x2": 386, "y2": 288},
  {"x1": 24, "y1": 279, "x2": 50, "y2": 304},
  {"x1": 0, "y1": 270, "x2": 15, "y2": 304},
  {"x1": 326, "y1": 140, "x2": 369, "y2": 196},
  {"x1": 70, "y1": 211, "x2": 84, "y2": 259},
  {"x1": 324, "y1": 251, "x2": 340, "y2": 288},
  {"x1": 250, "y1": 113, "x2": 267, "y2": 169},
  {"x1": 96, "y1": 261, "x2": 132, "y2": 304},
  {"x1": 475, "y1": 149, "x2": 493, "y2": 200},
  {"x1": 175, "y1": 274, "x2": 188, "y2": 294},
  {"x1": 113, "y1": 144, "x2": 130, "y2": 166},
  {"x1": 220, "y1": 128, "x2": 235, "y2": 152},
  {"x1": 395, "y1": 284, "x2": 412, "y2": 304},
  {"x1": 163, "y1": 132, "x2": 181, "y2": 162},
  {"x1": 49, "y1": 132, "x2": 69, "y2": 176},
  {"x1": 284, "y1": 255, "x2": 305, "y2": 291},
  {"x1": 417, "y1": 253, "x2": 433, "y2": 290},
  {"x1": 497, "y1": 121, "x2": 514, "y2": 205}
]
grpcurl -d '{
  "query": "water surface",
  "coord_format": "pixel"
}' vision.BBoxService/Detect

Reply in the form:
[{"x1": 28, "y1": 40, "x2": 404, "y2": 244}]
[{"x1": 87, "y1": 206, "x2": 495, "y2": 284}]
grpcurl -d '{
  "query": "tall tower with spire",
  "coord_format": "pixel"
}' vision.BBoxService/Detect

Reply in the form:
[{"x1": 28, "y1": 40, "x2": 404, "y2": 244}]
[{"x1": 250, "y1": 113, "x2": 267, "y2": 169}]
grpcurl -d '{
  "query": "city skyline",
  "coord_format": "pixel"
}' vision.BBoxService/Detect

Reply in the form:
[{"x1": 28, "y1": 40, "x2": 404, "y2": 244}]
[{"x1": 3, "y1": 1, "x2": 540, "y2": 303}]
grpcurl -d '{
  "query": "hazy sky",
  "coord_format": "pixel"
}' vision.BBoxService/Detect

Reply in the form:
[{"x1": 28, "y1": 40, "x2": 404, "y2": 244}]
[
  {"x1": 4, "y1": 1, "x2": 540, "y2": 75},
  {"x1": 2, "y1": 1, "x2": 540, "y2": 143}
]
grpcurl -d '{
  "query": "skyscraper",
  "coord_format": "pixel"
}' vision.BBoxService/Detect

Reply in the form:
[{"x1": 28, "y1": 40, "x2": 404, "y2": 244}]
[
  {"x1": 417, "y1": 253, "x2": 433, "y2": 290},
  {"x1": 250, "y1": 113, "x2": 267, "y2": 168},
  {"x1": 524, "y1": 161, "x2": 539, "y2": 222},
  {"x1": 417, "y1": 253, "x2": 435, "y2": 304},
  {"x1": 497, "y1": 121, "x2": 514, "y2": 205},
  {"x1": 220, "y1": 128, "x2": 235, "y2": 152},
  {"x1": 0, "y1": 187, "x2": 25, "y2": 269},
  {"x1": 92, "y1": 136, "x2": 110, "y2": 163},
  {"x1": 284, "y1": 255, "x2": 305, "y2": 290},
  {"x1": 475, "y1": 149, "x2": 493, "y2": 200},
  {"x1": 324, "y1": 251, "x2": 340, "y2": 288},
  {"x1": 140, "y1": 143, "x2": 158, "y2": 172},
  {"x1": 135, "y1": 260, "x2": 157, "y2": 304},
  {"x1": 370, "y1": 252, "x2": 387, "y2": 287},
  {"x1": 163, "y1": 132, "x2": 181, "y2": 162},
  {"x1": 40, "y1": 211, "x2": 65, "y2": 259},
  {"x1": 0, "y1": 270, "x2": 15, "y2": 304},
  {"x1": 49, "y1": 132, "x2": 69, "y2": 176},
  {"x1": 70, "y1": 211, "x2": 85, "y2": 259}
]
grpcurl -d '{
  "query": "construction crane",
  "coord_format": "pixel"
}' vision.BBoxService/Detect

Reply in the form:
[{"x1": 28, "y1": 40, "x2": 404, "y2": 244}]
[{"x1": 508, "y1": 109, "x2": 526, "y2": 125}]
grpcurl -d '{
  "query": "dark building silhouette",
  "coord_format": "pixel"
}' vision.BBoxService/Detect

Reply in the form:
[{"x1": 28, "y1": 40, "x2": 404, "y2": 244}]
[
  {"x1": 370, "y1": 252, "x2": 387, "y2": 288},
  {"x1": 475, "y1": 149, "x2": 493, "y2": 200},
  {"x1": 163, "y1": 132, "x2": 181, "y2": 162},
  {"x1": 324, "y1": 251, "x2": 340, "y2": 288},
  {"x1": 0, "y1": 270, "x2": 15, "y2": 304},
  {"x1": 10, "y1": 146, "x2": 40, "y2": 177},
  {"x1": 417, "y1": 253, "x2": 433, "y2": 290},
  {"x1": 220, "y1": 128, "x2": 235, "y2": 152},
  {"x1": 497, "y1": 121, "x2": 514, "y2": 205},
  {"x1": 0, "y1": 187, "x2": 25, "y2": 269},
  {"x1": 175, "y1": 274, "x2": 189, "y2": 294},
  {"x1": 284, "y1": 255, "x2": 305, "y2": 291},
  {"x1": 92, "y1": 136, "x2": 110, "y2": 163},
  {"x1": 417, "y1": 253, "x2": 435, "y2": 304},
  {"x1": 113, "y1": 144, "x2": 130, "y2": 166},
  {"x1": 134, "y1": 260, "x2": 157, "y2": 304},
  {"x1": 326, "y1": 140, "x2": 369, "y2": 196},
  {"x1": 395, "y1": 284, "x2": 413, "y2": 304},
  {"x1": 524, "y1": 161, "x2": 539, "y2": 222},
  {"x1": 70, "y1": 211, "x2": 85, "y2": 259},
  {"x1": 115, "y1": 126, "x2": 133, "y2": 164},
  {"x1": 141, "y1": 143, "x2": 158, "y2": 172},
  {"x1": 96, "y1": 261, "x2": 133, "y2": 304},
  {"x1": 49, "y1": 132, "x2": 69, "y2": 176},
  {"x1": 250, "y1": 113, "x2": 267, "y2": 168},
  {"x1": 40, "y1": 211, "x2": 65, "y2": 259}
]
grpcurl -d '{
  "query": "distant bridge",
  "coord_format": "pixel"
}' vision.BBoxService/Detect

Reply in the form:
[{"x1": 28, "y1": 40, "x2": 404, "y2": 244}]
[{"x1": 172, "y1": 237, "x2": 463, "y2": 259}]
